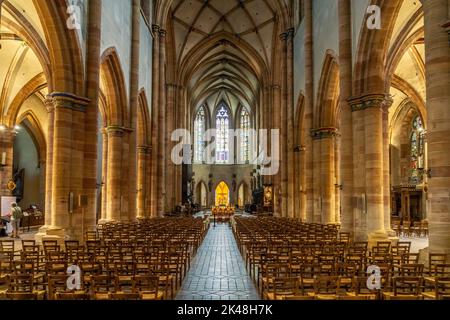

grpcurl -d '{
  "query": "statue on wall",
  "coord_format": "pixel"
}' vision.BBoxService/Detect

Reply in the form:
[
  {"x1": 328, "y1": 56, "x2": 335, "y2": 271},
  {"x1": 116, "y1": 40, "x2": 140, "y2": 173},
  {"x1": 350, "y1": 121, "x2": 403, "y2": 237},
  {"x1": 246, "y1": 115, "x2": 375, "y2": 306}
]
[{"x1": 208, "y1": 179, "x2": 213, "y2": 192}]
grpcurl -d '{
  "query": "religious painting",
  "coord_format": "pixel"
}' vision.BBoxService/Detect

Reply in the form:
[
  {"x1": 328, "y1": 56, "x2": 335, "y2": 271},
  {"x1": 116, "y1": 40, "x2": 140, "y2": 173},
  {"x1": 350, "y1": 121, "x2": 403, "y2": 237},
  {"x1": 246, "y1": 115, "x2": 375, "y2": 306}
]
[{"x1": 215, "y1": 181, "x2": 230, "y2": 207}]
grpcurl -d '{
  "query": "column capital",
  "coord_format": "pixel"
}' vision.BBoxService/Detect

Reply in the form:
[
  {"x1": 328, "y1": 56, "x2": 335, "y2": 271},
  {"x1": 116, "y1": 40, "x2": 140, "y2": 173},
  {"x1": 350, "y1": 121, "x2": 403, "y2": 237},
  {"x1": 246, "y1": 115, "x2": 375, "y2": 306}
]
[
  {"x1": 105, "y1": 125, "x2": 127, "y2": 136},
  {"x1": 48, "y1": 92, "x2": 90, "y2": 113},
  {"x1": 348, "y1": 93, "x2": 392, "y2": 112},
  {"x1": 44, "y1": 97, "x2": 55, "y2": 113},
  {"x1": 294, "y1": 145, "x2": 306, "y2": 153},
  {"x1": 152, "y1": 24, "x2": 161, "y2": 34},
  {"x1": 310, "y1": 127, "x2": 339, "y2": 140},
  {"x1": 279, "y1": 28, "x2": 295, "y2": 41},
  {"x1": 138, "y1": 145, "x2": 152, "y2": 154},
  {"x1": 0, "y1": 126, "x2": 16, "y2": 137},
  {"x1": 159, "y1": 28, "x2": 167, "y2": 37}
]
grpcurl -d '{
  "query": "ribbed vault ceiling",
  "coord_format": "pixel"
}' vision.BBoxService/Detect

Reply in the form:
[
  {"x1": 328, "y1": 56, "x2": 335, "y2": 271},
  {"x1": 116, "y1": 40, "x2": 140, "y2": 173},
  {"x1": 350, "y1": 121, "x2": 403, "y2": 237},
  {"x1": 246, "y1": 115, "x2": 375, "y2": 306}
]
[{"x1": 171, "y1": 0, "x2": 278, "y2": 115}]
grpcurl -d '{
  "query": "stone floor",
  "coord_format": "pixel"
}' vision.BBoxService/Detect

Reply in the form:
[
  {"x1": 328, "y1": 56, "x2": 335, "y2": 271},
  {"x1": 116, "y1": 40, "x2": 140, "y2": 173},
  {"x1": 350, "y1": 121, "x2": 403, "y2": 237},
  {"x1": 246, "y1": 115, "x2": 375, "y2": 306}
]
[
  {"x1": 176, "y1": 223, "x2": 260, "y2": 300},
  {"x1": 400, "y1": 236, "x2": 429, "y2": 253}
]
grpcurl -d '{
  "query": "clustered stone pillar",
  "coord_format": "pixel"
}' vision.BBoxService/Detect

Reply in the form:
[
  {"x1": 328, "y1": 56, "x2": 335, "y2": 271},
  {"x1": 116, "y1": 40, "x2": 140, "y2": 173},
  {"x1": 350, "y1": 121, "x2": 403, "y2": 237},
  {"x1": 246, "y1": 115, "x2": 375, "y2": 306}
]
[
  {"x1": 383, "y1": 99, "x2": 394, "y2": 235},
  {"x1": 137, "y1": 145, "x2": 151, "y2": 218},
  {"x1": 349, "y1": 94, "x2": 391, "y2": 245},
  {"x1": 83, "y1": 0, "x2": 102, "y2": 230},
  {"x1": 311, "y1": 128, "x2": 337, "y2": 224},
  {"x1": 272, "y1": 84, "x2": 281, "y2": 217},
  {"x1": 165, "y1": 83, "x2": 177, "y2": 211},
  {"x1": 43, "y1": 98, "x2": 54, "y2": 228},
  {"x1": 128, "y1": 0, "x2": 141, "y2": 221},
  {"x1": 50, "y1": 94, "x2": 89, "y2": 240},
  {"x1": 423, "y1": 0, "x2": 450, "y2": 256},
  {"x1": 286, "y1": 29, "x2": 295, "y2": 218},
  {"x1": 157, "y1": 28, "x2": 167, "y2": 215},
  {"x1": 106, "y1": 126, "x2": 124, "y2": 221},
  {"x1": 338, "y1": 0, "x2": 354, "y2": 234},
  {"x1": 150, "y1": 25, "x2": 160, "y2": 217},
  {"x1": 100, "y1": 129, "x2": 108, "y2": 222},
  {"x1": 304, "y1": 0, "x2": 315, "y2": 223}
]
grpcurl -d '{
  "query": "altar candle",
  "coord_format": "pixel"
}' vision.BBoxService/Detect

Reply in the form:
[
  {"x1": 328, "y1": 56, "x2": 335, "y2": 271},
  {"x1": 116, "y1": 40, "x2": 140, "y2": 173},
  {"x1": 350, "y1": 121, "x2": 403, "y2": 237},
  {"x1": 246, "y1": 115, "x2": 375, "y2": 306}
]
[{"x1": 1, "y1": 152, "x2": 6, "y2": 166}]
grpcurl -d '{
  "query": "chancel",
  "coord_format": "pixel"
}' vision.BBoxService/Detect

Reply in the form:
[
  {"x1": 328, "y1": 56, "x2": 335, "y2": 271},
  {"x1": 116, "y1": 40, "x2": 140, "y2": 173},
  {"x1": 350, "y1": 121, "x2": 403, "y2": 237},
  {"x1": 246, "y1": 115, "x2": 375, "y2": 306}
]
[{"x1": 0, "y1": 0, "x2": 449, "y2": 301}]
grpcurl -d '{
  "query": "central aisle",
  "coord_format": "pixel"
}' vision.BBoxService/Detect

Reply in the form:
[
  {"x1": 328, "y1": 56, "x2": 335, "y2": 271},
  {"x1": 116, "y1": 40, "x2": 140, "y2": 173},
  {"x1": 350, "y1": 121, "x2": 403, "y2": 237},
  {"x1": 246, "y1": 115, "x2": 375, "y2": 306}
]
[{"x1": 176, "y1": 223, "x2": 260, "y2": 300}]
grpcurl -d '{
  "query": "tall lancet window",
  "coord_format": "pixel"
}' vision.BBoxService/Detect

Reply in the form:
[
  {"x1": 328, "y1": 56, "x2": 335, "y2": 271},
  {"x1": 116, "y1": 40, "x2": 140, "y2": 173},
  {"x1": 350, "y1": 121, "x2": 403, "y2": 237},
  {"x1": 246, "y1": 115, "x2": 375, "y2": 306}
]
[
  {"x1": 240, "y1": 108, "x2": 250, "y2": 163},
  {"x1": 194, "y1": 106, "x2": 206, "y2": 163},
  {"x1": 216, "y1": 105, "x2": 230, "y2": 164},
  {"x1": 410, "y1": 116, "x2": 425, "y2": 184}
]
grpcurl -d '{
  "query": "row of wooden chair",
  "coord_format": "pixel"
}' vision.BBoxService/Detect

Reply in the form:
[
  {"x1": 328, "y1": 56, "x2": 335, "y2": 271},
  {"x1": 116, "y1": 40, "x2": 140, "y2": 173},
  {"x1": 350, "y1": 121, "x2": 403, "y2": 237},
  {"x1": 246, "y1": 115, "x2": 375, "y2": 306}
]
[
  {"x1": 233, "y1": 216, "x2": 449, "y2": 300},
  {"x1": 0, "y1": 217, "x2": 209, "y2": 300}
]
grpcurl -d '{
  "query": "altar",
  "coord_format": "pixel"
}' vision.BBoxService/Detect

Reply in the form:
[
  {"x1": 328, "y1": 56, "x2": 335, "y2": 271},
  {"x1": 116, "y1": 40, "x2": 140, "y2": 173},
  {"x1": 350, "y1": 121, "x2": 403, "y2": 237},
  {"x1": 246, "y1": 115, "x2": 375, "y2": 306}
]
[{"x1": 211, "y1": 206, "x2": 235, "y2": 222}]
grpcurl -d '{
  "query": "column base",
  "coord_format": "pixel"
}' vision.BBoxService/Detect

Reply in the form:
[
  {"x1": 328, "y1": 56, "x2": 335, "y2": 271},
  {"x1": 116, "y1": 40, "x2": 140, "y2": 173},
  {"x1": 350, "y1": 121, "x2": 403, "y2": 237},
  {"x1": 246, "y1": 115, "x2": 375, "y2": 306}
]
[
  {"x1": 368, "y1": 230, "x2": 389, "y2": 249},
  {"x1": 98, "y1": 219, "x2": 114, "y2": 225},
  {"x1": 34, "y1": 226, "x2": 68, "y2": 245}
]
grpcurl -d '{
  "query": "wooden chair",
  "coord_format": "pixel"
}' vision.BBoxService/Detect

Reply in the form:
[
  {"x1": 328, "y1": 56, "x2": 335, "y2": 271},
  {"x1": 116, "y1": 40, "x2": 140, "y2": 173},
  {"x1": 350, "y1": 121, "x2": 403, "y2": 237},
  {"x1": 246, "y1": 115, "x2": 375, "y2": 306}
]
[
  {"x1": 133, "y1": 275, "x2": 164, "y2": 300},
  {"x1": 312, "y1": 276, "x2": 341, "y2": 300},
  {"x1": 265, "y1": 277, "x2": 300, "y2": 300},
  {"x1": 21, "y1": 240, "x2": 36, "y2": 247},
  {"x1": 0, "y1": 251, "x2": 13, "y2": 283},
  {"x1": 48, "y1": 275, "x2": 88, "y2": 300},
  {"x1": 422, "y1": 277, "x2": 450, "y2": 300},
  {"x1": 345, "y1": 276, "x2": 377, "y2": 300},
  {"x1": 427, "y1": 253, "x2": 447, "y2": 275},
  {"x1": 382, "y1": 276, "x2": 423, "y2": 300},
  {"x1": 110, "y1": 275, "x2": 140, "y2": 300},
  {"x1": 6, "y1": 274, "x2": 45, "y2": 300},
  {"x1": 398, "y1": 264, "x2": 424, "y2": 277},
  {"x1": 91, "y1": 275, "x2": 116, "y2": 300}
]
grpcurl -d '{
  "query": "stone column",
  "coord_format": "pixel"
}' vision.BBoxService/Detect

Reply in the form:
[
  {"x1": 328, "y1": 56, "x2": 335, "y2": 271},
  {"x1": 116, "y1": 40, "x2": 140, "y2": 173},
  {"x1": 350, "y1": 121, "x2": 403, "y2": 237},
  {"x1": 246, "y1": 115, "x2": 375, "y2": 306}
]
[
  {"x1": 137, "y1": 145, "x2": 150, "y2": 218},
  {"x1": 312, "y1": 128, "x2": 337, "y2": 224},
  {"x1": 0, "y1": 127, "x2": 14, "y2": 196},
  {"x1": 157, "y1": 28, "x2": 167, "y2": 216},
  {"x1": 106, "y1": 126, "x2": 124, "y2": 222},
  {"x1": 50, "y1": 94, "x2": 89, "y2": 241},
  {"x1": 286, "y1": 28, "x2": 295, "y2": 218},
  {"x1": 128, "y1": 0, "x2": 141, "y2": 220},
  {"x1": 298, "y1": 147, "x2": 307, "y2": 221},
  {"x1": 44, "y1": 98, "x2": 54, "y2": 227},
  {"x1": 423, "y1": 0, "x2": 450, "y2": 256},
  {"x1": 383, "y1": 99, "x2": 395, "y2": 235},
  {"x1": 349, "y1": 94, "x2": 390, "y2": 245},
  {"x1": 165, "y1": 83, "x2": 176, "y2": 211},
  {"x1": 83, "y1": 0, "x2": 102, "y2": 229},
  {"x1": 304, "y1": 0, "x2": 314, "y2": 222},
  {"x1": 279, "y1": 31, "x2": 288, "y2": 218},
  {"x1": 312, "y1": 137, "x2": 322, "y2": 223},
  {"x1": 338, "y1": 0, "x2": 354, "y2": 234},
  {"x1": 150, "y1": 25, "x2": 160, "y2": 217},
  {"x1": 100, "y1": 129, "x2": 108, "y2": 222},
  {"x1": 351, "y1": 99, "x2": 366, "y2": 240},
  {"x1": 272, "y1": 84, "x2": 282, "y2": 217}
]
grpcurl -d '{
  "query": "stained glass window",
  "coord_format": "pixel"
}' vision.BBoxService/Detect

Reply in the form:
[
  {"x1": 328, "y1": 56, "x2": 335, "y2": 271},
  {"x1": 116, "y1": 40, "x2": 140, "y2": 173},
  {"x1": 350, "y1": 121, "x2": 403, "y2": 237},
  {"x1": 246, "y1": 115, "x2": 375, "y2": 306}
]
[
  {"x1": 240, "y1": 108, "x2": 250, "y2": 163},
  {"x1": 410, "y1": 116, "x2": 425, "y2": 184},
  {"x1": 194, "y1": 106, "x2": 206, "y2": 163},
  {"x1": 216, "y1": 105, "x2": 230, "y2": 164}
]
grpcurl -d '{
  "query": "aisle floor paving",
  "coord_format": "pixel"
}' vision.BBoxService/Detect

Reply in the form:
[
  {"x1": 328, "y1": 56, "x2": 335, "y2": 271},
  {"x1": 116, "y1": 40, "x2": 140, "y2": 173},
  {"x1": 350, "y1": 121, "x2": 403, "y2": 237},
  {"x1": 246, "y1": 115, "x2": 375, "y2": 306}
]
[{"x1": 176, "y1": 223, "x2": 260, "y2": 300}]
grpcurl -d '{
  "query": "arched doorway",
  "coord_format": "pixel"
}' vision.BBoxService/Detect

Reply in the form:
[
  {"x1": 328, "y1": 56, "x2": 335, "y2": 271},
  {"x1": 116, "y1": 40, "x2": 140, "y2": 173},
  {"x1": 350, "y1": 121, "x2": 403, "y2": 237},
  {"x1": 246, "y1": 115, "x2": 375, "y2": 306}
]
[
  {"x1": 196, "y1": 182, "x2": 208, "y2": 208},
  {"x1": 237, "y1": 183, "x2": 247, "y2": 209},
  {"x1": 12, "y1": 122, "x2": 45, "y2": 211},
  {"x1": 215, "y1": 181, "x2": 230, "y2": 207}
]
